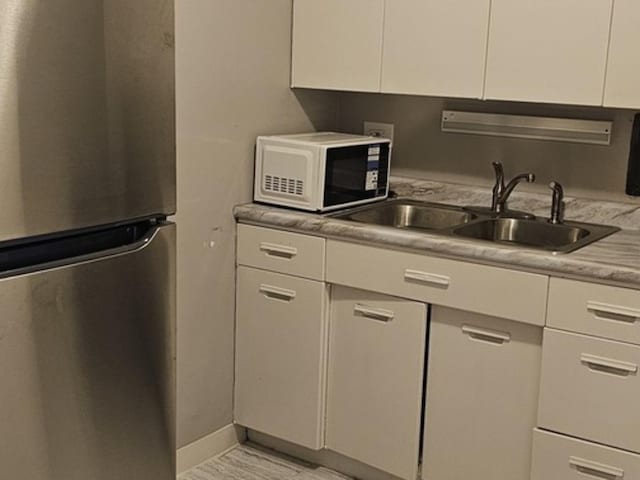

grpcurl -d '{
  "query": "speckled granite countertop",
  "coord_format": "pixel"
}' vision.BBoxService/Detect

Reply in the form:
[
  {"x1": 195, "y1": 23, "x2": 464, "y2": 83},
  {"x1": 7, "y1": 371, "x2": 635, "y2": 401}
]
[{"x1": 234, "y1": 177, "x2": 640, "y2": 289}]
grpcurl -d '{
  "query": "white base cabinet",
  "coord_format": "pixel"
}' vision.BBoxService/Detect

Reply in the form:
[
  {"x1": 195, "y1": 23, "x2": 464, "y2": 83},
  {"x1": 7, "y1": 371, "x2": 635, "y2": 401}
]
[
  {"x1": 326, "y1": 286, "x2": 427, "y2": 480},
  {"x1": 538, "y1": 328, "x2": 640, "y2": 454},
  {"x1": 532, "y1": 428, "x2": 640, "y2": 480},
  {"x1": 234, "y1": 266, "x2": 328, "y2": 450},
  {"x1": 422, "y1": 306, "x2": 542, "y2": 480}
]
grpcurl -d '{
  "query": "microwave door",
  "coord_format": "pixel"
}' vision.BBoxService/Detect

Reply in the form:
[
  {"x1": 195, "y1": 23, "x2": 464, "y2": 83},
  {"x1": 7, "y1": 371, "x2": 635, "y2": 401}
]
[{"x1": 323, "y1": 144, "x2": 389, "y2": 208}]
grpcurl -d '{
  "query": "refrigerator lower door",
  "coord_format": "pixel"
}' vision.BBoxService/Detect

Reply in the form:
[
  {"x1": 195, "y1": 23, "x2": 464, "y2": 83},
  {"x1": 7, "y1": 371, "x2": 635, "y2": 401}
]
[{"x1": 0, "y1": 223, "x2": 175, "y2": 480}]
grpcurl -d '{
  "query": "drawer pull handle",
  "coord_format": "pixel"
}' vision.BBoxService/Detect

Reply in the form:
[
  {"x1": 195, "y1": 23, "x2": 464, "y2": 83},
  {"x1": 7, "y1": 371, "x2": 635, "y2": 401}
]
[
  {"x1": 259, "y1": 242, "x2": 298, "y2": 259},
  {"x1": 259, "y1": 284, "x2": 296, "y2": 302},
  {"x1": 569, "y1": 456, "x2": 624, "y2": 480},
  {"x1": 353, "y1": 304, "x2": 395, "y2": 322},
  {"x1": 587, "y1": 301, "x2": 640, "y2": 324},
  {"x1": 580, "y1": 353, "x2": 638, "y2": 377},
  {"x1": 404, "y1": 269, "x2": 450, "y2": 288},
  {"x1": 462, "y1": 325, "x2": 511, "y2": 345}
]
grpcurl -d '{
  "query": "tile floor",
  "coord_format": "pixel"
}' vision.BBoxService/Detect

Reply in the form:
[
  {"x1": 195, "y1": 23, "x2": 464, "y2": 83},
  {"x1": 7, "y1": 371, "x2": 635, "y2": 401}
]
[{"x1": 179, "y1": 444, "x2": 353, "y2": 480}]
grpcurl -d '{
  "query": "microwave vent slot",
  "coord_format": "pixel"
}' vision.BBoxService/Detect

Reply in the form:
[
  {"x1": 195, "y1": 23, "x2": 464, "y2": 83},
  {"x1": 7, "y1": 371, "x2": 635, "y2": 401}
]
[{"x1": 264, "y1": 175, "x2": 304, "y2": 196}]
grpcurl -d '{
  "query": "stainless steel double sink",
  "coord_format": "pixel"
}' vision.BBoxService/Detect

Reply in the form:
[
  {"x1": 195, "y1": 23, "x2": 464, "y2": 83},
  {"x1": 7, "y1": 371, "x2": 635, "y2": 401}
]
[{"x1": 329, "y1": 199, "x2": 619, "y2": 254}]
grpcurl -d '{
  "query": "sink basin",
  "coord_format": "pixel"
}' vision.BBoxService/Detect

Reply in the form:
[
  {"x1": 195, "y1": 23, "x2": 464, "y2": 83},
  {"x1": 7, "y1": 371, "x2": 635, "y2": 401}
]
[
  {"x1": 331, "y1": 199, "x2": 476, "y2": 231},
  {"x1": 452, "y1": 218, "x2": 617, "y2": 253},
  {"x1": 329, "y1": 199, "x2": 619, "y2": 253}
]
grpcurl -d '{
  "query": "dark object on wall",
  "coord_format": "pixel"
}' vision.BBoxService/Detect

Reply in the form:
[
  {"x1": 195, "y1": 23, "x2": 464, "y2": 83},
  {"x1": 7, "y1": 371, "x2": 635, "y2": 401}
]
[{"x1": 626, "y1": 113, "x2": 640, "y2": 196}]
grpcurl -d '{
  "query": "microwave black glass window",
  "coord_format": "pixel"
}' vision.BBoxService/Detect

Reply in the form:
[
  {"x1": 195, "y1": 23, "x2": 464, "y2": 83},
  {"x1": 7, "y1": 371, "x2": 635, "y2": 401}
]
[{"x1": 323, "y1": 143, "x2": 389, "y2": 207}]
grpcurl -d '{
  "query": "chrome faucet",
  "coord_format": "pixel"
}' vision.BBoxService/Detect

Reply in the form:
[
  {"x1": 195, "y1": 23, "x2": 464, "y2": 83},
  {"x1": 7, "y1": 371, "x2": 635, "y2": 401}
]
[
  {"x1": 490, "y1": 162, "x2": 536, "y2": 214},
  {"x1": 548, "y1": 181, "x2": 564, "y2": 224}
]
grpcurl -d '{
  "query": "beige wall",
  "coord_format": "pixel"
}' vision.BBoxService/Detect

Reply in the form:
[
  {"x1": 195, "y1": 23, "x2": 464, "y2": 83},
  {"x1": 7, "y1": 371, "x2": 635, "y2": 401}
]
[
  {"x1": 175, "y1": 0, "x2": 338, "y2": 448},
  {"x1": 175, "y1": 0, "x2": 640, "y2": 450},
  {"x1": 338, "y1": 93, "x2": 640, "y2": 203}
]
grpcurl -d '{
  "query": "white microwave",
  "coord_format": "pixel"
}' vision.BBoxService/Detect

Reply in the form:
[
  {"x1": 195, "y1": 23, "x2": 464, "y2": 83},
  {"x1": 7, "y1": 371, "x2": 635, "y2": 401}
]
[{"x1": 254, "y1": 132, "x2": 391, "y2": 212}]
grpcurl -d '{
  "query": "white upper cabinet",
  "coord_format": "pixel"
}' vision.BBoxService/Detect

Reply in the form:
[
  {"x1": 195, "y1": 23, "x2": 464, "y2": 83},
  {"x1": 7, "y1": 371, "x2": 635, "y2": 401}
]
[
  {"x1": 381, "y1": 0, "x2": 491, "y2": 99},
  {"x1": 484, "y1": 0, "x2": 613, "y2": 106},
  {"x1": 291, "y1": 0, "x2": 640, "y2": 108},
  {"x1": 291, "y1": 0, "x2": 384, "y2": 92},
  {"x1": 604, "y1": 0, "x2": 640, "y2": 108}
]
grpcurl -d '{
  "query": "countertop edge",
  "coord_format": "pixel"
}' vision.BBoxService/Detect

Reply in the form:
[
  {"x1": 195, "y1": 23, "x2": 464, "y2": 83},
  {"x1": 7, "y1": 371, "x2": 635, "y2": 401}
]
[{"x1": 234, "y1": 203, "x2": 640, "y2": 290}]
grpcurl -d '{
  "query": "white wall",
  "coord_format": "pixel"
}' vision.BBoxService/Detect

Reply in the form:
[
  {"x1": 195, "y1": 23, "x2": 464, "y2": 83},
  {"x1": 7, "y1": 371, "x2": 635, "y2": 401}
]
[
  {"x1": 338, "y1": 93, "x2": 640, "y2": 203},
  {"x1": 175, "y1": 0, "x2": 338, "y2": 448}
]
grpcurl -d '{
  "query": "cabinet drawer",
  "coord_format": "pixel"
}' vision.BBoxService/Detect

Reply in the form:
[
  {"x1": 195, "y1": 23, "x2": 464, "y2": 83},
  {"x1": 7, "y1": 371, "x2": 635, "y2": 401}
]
[
  {"x1": 326, "y1": 240, "x2": 548, "y2": 325},
  {"x1": 532, "y1": 429, "x2": 640, "y2": 480},
  {"x1": 235, "y1": 266, "x2": 328, "y2": 449},
  {"x1": 547, "y1": 278, "x2": 640, "y2": 345},
  {"x1": 237, "y1": 224, "x2": 325, "y2": 280},
  {"x1": 538, "y1": 329, "x2": 640, "y2": 453}
]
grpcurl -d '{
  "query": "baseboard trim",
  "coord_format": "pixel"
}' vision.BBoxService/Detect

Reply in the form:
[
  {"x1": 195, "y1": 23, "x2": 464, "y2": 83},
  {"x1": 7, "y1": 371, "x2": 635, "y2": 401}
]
[
  {"x1": 177, "y1": 424, "x2": 247, "y2": 473},
  {"x1": 248, "y1": 430, "x2": 402, "y2": 480}
]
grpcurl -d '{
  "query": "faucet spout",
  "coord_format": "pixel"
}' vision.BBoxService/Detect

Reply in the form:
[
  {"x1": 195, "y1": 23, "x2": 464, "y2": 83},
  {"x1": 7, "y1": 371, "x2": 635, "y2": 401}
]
[
  {"x1": 490, "y1": 162, "x2": 535, "y2": 214},
  {"x1": 500, "y1": 173, "x2": 536, "y2": 203}
]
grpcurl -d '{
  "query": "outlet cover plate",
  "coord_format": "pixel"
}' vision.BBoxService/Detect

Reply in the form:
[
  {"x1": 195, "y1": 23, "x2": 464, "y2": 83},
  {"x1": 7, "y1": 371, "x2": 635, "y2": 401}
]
[{"x1": 364, "y1": 121, "x2": 394, "y2": 145}]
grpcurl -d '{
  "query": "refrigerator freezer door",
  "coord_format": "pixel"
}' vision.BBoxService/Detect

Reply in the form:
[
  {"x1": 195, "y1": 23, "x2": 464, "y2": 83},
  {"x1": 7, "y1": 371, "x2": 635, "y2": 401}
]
[
  {"x1": 0, "y1": 0, "x2": 175, "y2": 243},
  {"x1": 0, "y1": 223, "x2": 175, "y2": 479}
]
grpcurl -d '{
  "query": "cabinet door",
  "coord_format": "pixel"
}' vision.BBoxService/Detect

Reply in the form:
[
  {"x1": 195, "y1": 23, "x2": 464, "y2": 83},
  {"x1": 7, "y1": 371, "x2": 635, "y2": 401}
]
[
  {"x1": 422, "y1": 307, "x2": 542, "y2": 480},
  {"x1": 538, "y1": 329, "x2": 640, "y2": 454},
  {"x1": 326, "y1": 286, "x2": 427, "y2": 480},
  {"x1": 381, "y1": 0, "x2": 491, "y2": 99},
  {"x1": 291, "y1": 0, "x2": 384, "y2": 92},
  {"x1": 485, "y1": 0, "x2": 613, "y2": 105},
  {"x1": 234, "y1": 266, "x2": 328, "y2": 450},
  {"x1": 604, "y1": 0, "x2": 640, "y2": 108}
]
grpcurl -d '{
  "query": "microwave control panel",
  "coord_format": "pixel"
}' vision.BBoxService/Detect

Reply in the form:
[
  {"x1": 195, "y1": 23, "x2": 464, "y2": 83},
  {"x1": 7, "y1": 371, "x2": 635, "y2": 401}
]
[{"x1": 365, "y1": 144, "x2": 382, "y2": 191}]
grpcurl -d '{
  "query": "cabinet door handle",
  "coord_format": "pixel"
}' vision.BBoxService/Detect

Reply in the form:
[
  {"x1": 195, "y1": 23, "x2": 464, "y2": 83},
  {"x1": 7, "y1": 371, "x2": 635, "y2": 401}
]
[
  {"x1": 259, "y1": 242, "x2": 298, "y2": 259},
  {"x1": 569, "y1": 456, "x2": 624, "y2": 480},
  {"x1": 461, "y1": 324, "x2": 511, "y2": 345},
  {"x1": 580, "y1": 353, "x2": 638, "y2": 377},
  {"x1": 587, "y1": 301, "x2": 640, "y2": 324},
  {"x1": 353, "y1": 304, "x2": 395, "y2": 322},
  {"x1": 259, "y1": 284, "x2": 296, "y2": 302},
  {"x1": 404, "y1": 269, "x2": 450, "y2": 288}
]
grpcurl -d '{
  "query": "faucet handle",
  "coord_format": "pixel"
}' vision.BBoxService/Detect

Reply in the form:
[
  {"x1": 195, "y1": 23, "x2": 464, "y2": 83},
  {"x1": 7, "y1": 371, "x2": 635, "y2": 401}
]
[
  {"x1": 549, "y1": 181, "x2": 563, "y2": 193},
  {"x1": 548, "y1": 181, "x2": 564, "y2": 224}
]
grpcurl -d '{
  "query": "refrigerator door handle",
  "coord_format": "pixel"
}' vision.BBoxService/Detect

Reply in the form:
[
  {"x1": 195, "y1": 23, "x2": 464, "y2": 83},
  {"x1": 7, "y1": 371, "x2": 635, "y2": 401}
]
[{"x1": 0, "y1": 221, "x2": 167, "y2": 279}]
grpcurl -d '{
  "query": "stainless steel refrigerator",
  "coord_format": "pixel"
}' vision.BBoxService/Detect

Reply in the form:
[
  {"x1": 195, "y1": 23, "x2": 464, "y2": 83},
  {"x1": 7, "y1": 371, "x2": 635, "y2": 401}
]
[{"x1": 0, "y1": 1, "x2": 176, "y2": 479}]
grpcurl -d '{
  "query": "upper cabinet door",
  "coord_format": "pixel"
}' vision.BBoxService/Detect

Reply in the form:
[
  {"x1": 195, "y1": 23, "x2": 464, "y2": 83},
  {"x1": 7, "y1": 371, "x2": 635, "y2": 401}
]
[
  {"x1": 604, "y1": 0, "x2": 640, "y2": 108},
  {"x1": 291, "y1": 0, "x2": 384, "y2": 92},
  {"x1": 485, "y1": 0, "x2": 613, "y2": 106},
  {"x1": 381, "y1": 0, "x2": 491, "y2": 99}
]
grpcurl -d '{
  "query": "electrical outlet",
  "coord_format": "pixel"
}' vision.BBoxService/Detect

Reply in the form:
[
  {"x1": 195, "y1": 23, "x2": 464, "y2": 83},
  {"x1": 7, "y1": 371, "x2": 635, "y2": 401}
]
[{"x1": 364, "y1": 121, "x2": 394, "y2": 145}]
